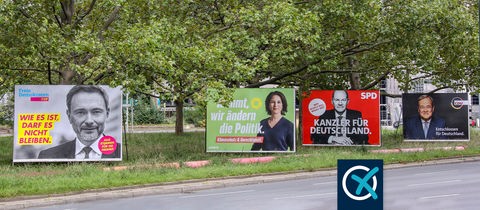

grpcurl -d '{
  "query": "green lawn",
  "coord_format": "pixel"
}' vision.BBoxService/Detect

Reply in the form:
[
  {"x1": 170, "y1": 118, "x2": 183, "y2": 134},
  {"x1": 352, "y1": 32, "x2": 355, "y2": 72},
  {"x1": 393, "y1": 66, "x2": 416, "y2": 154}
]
[{"x1": 0, "y1": 128, "x2": 479, "y2": 198}]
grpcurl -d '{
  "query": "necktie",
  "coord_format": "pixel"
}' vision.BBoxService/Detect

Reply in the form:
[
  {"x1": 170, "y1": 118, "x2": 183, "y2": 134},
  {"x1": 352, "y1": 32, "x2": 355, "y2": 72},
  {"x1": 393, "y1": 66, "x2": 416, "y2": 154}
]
[
  {"x1": 423, "y1": 122, "x2": 429, "y2": 138},
  {"x1": 337, "y1": 116, "x2": 344, "y2": 137},
  {"x1": 83, "y1": 147, "x2": 92, "y2": 159}
]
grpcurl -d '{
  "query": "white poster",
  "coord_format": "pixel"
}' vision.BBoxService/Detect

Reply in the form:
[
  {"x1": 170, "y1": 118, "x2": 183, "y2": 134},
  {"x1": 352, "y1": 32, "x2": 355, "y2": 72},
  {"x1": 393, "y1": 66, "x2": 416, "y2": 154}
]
[{"x1": 13, "y1": 85, "x2": 122, "y2": 162}]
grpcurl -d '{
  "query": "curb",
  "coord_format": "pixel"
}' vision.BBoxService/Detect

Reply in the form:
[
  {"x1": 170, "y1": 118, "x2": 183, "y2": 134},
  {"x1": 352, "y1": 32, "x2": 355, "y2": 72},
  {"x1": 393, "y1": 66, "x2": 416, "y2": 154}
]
[
  {"x1": 102, "y1": 146, "x2": 468, "y2": 171},
  {"x1": 1, "y1": 156, "x2": 480, "y2": 210},
  {"x1": 369, "y1": 146, "x2": 466, "y2": 154}
]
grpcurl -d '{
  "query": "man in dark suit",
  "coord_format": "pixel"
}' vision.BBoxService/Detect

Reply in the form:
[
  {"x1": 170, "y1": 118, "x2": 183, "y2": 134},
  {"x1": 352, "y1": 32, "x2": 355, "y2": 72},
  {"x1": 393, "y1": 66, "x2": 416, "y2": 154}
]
[
  {"x1": 38, "y1": 85, "x2": 121, "y2": 159},
  {"x1": 311, "y1": 90, "x2": 369, "y2": 145},
  {"x1": 404, "y1": 95, "x2": 446, "y2": 139}
]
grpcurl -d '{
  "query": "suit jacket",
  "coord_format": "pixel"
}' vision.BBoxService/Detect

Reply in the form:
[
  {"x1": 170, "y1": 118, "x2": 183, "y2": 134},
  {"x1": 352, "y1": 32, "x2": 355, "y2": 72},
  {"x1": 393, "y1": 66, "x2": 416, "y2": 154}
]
[
  {"x1": 38, "y1": 139, "x2": 121, "y2": 159},
  {"x1": 311, "y1": 109, "x2": 369, "y2": 145},
  {"x1": 404, "y1": 115, "x2": 446, "y2": 139}
]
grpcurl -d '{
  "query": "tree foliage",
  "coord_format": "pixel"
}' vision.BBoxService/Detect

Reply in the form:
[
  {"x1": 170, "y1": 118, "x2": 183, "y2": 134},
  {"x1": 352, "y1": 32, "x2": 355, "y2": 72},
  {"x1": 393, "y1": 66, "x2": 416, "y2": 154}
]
[
  {"x1": 1, "y1": 0, "x2": 479, "y2": 132},
  {"x1": 0, "y1": 0, "x2": 125, "y2": 89}
]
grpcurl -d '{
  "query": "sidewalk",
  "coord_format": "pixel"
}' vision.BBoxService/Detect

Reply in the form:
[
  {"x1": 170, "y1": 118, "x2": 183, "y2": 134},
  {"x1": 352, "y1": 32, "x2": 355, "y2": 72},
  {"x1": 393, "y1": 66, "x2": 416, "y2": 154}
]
[{"x1": 1, "y1": 156, "x2": 480, "y2": 210}]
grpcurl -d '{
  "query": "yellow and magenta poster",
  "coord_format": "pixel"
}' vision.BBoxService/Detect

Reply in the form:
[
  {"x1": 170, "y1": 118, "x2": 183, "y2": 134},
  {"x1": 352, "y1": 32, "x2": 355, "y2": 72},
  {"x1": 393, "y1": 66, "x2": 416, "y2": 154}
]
[
  {"x1": 13, "y1": 85, "x2": 122, "y2": 162},
  {"x1": 206, "y1": 88, "x2": 296, "y2": 153}
]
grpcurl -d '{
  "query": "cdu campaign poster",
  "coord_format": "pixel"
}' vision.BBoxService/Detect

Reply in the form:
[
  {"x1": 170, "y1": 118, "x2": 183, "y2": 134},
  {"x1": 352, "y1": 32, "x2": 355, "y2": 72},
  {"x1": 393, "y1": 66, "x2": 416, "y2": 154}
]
[
  {"x1": 206, "y1": 88, "x2": 296, "y2": 153},
  {"x1": 302, "y1": 90, "x2": 380, "y2": 146},
  {"x1": 13, "y1": 85, "x2": 122, "y2": 162},
  {"x1": 402, "y1": 93, "x2": 469, "y2": 141}
]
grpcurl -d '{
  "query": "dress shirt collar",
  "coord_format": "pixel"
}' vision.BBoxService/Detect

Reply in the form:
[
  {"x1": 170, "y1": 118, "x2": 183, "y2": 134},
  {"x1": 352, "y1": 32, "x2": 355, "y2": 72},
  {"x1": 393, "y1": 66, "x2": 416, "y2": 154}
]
[
  {"x1": 335, "y1": 111, "x2": 346, "y2": 119},
  {"x1": 75, "y1": 135, "x2": 103, "y2": 158},
  {"x1": 422, "y1": 119, "x2": 431, "y2": 124}
]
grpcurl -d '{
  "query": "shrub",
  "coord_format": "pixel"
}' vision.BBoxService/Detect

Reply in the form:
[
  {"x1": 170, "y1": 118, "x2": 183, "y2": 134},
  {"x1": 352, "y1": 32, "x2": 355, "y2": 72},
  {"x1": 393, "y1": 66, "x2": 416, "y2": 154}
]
[
  {"x1": 130, "y1": 96, "x2": 165, "y2": 124},
  {"x1": 0, "y1": 94, "x2": 14, "y2": 126},
  {"x1": 184, "y1": 106, "x2": 206, "y2": 127}
]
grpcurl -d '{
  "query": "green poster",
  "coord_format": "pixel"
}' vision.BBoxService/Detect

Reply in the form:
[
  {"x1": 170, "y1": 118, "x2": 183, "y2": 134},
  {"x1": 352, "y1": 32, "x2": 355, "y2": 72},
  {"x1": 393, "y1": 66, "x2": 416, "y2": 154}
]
[{"x1": 206, "y1": 88, "x2": 296, "y2": 153}]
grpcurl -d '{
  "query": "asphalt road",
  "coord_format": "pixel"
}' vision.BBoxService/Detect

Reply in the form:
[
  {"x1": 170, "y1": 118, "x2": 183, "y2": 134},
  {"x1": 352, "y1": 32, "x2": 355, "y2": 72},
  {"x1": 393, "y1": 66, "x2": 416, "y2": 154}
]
[{"x1": 27, "y1": 160, "x2": 480, "y2": 210}]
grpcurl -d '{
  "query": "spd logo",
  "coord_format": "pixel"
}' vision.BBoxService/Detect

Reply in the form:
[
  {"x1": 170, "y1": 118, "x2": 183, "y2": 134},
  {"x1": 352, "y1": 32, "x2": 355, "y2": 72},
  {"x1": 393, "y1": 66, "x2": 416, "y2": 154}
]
[
  {"x1": 338, "y1": 159, "x2": 383, "y2": 210},
  {"x1": 360, "y1": 92, "x2": 378, "y2": 99}
]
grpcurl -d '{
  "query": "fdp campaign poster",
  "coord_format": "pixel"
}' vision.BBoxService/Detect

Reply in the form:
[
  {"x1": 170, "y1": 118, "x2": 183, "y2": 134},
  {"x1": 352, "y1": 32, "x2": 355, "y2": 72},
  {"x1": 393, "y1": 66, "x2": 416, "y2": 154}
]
[
  {"x1": 13, "y1": 85, "x2": 123, "y2": 162},
  {"x1": 206, "y1": 88, "x2": 296, "y2": 153},
  {"x1": 302, "y1": 90, "x2": 380, "y2": 146},
  {"x1": 402, "y1": 93, "x2": 469, "y2": 141}
]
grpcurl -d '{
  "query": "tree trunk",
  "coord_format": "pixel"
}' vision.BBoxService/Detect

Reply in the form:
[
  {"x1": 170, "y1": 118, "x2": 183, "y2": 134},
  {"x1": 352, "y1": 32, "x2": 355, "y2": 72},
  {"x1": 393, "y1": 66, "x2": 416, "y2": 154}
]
[
  {"x1": 175, "y1": 99, "x2": 184, "y2": 135},
  {"x1": 60, "y1": 0, "x2": 75, "y2": 25},
  {"x1": 350, "y1": 72, "x2": 361, "y2": 90},
  {"x1": 297, "y1": 87, "x2": 302, "y2": 145},
  {"x1": 61, "y1": 70, "x2": 75, "y2": 85},
  {"x1": 348, "y1": 57, "x2": 361, "y2": 90}
]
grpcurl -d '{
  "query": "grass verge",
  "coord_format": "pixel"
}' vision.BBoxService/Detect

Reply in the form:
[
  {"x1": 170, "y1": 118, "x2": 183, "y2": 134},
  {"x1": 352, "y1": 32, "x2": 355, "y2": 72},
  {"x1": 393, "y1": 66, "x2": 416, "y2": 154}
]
[{"x1": 0, "y1": 128, "x2": 479, "y2": 198}]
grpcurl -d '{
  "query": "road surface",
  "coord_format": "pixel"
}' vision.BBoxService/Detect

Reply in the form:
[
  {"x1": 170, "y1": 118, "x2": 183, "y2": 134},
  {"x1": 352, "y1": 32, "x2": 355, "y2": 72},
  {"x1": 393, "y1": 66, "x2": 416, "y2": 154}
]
[{"x1": 29, "y1": 160, "x2": 480, "y2": 210}]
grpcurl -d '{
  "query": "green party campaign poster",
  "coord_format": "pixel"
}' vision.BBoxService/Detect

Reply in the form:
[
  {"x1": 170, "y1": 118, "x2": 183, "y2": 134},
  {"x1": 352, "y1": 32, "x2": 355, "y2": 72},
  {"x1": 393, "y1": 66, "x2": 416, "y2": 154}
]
[{"x1": 206, "y1": 88, "x2": 296, "y2": 153}]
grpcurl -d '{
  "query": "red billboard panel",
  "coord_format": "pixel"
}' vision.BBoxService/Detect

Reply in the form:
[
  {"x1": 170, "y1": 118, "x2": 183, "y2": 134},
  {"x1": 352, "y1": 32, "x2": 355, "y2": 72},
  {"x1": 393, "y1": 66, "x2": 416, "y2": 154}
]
[{"x1": 302, "y1": 90, "x2": 380, "y2": 146}]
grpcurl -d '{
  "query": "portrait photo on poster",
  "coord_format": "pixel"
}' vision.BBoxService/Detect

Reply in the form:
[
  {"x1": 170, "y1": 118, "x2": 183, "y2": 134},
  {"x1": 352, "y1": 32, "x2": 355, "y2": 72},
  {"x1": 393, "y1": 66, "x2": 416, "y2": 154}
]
[
  {"x1": 13, "y1": 85, "x2": 123, "y2": 162},
  {"x1": 302, "y1": 90, "x2": 381, "y2": 146},
  {"x1": 206, "y1": 88, "x2": 296, "y2": 153},
  {"x1": 402, "y1": 93, "x2": 469, "y2": 141},
  {"x1": 250, "y1": 91, "x2": 295, "y2": 152}
]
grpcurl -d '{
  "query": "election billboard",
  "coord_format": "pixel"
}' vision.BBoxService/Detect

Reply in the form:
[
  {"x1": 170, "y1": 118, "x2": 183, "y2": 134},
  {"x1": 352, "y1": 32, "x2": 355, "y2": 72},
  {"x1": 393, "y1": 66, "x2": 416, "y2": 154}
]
[
  {"x1": 302, "y1": 90, "x2": 380, "y2": 146},
  {"x1": 13, "y1": 85, "x2": 122, "y2": 162},
  {"x1": 402, "y1": 93, "x2": 469, "y2": 141},
  {"x1": 206, "y1": 88, "x2": 296, "y2": 152}
]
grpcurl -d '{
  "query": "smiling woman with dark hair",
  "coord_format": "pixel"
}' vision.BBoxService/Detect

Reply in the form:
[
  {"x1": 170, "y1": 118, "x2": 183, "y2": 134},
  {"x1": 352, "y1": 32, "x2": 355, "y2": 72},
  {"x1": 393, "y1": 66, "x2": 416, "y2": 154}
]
[{"x1": 251, "y1": 91, "x2": 294, "y2": 151}]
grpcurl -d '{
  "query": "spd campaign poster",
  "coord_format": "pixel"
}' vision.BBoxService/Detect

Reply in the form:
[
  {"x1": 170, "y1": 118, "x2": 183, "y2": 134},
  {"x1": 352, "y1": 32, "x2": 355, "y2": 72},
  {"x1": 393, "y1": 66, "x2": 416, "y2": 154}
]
[
  {"x1": 302, "y1": 90, "x2": 380, "y2": 146},
  {"x1": 402, "y1": 93, "x2": 469, "y2": 141},
  {"x1": 206, "y1": 88, "x2": 296, "y2": 153},
  {"x1": 13, "y1": 85, "x2": 123, "y2": 162}
]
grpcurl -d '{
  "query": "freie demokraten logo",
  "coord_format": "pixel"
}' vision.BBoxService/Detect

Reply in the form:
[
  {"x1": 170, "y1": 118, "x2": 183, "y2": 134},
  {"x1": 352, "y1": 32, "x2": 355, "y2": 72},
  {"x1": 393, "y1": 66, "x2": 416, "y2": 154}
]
[
  {"x1": 18, "y1": 88, "x2": 49, "y2": 102},
  {"x1": 338, "y1": 159, "x2": 383, "y2": 210}
]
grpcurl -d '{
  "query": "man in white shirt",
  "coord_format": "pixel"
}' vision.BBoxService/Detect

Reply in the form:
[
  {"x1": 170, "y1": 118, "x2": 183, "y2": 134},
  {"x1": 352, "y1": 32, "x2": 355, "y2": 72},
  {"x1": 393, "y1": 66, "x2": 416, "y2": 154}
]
[{"x1": 311, "y1": 90, "x2": 369, "y2": 145}]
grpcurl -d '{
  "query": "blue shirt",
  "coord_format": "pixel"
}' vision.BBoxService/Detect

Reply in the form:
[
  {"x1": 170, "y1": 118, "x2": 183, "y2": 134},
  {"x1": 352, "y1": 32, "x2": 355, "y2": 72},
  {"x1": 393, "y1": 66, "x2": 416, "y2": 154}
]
[{"x1": 251, "y1": 117, "x2": 294, "y2": 151}]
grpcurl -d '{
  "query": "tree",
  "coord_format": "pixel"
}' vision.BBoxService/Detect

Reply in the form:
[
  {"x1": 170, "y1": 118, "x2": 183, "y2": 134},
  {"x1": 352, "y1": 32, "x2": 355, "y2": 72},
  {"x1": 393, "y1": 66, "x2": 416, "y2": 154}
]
[
  {"x1": 0, "y1": 0, "x2": 130, "y2": 90},
  {"x1": 2, "y1": 0, "x2": 479, "y2": 135},
  {"x1": 238, "y1": 0, "x2": 479, "y2": 94}
]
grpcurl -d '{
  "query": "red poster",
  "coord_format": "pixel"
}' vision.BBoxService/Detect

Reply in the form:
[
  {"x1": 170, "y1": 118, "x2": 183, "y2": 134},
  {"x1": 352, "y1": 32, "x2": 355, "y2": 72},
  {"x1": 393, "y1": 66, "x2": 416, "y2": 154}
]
[{"x1": 302, "y1": 90, "x2": 380, "y2": 146}]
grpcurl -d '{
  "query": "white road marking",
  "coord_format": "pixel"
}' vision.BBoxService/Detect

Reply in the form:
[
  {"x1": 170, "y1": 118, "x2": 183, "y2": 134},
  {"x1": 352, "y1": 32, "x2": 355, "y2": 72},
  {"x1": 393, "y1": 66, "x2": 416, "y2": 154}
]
[
  {"x1": 413, "y1": 170, "x2": 458, "y2": 176},
  {"x1": 274, "y1": 192, "x2": 336, "y2": 200},
  {"x1": 179, "y1": 190, "x2": 255, "y2": 198},
  {"x1": 419, "y1": 194, "x2": 460, "y2": 200},
  {"x1": 408, "y1": 179, "x2": 461, "y2": 187},
  {"x1": 313, "y1": 181, "x2": 336, "y2": 185}
]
